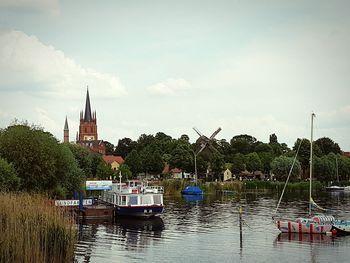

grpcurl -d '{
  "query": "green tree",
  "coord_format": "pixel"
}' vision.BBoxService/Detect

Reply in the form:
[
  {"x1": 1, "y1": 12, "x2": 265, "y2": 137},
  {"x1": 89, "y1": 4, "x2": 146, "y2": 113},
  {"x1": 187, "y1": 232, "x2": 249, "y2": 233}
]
[
  {"x1": 218, "y1": 139, "x2": 232, "y2": 163},
  {"x1": 293, "y1": 138, "x2": 321, "y2": 179},
  {"x1": 155, "y1": 132, "x2": 174, "y2": 154},
  {"x1": 96, "y1": 162, "x2": 114, "y2": 180},
  {"x1": 169, "y1": 143, "x2": 193, "y2": 176},
  {"x1": 0, "y1": 124, "x2": 84, "y2": 195},
  {"x1": 338, "y1": 156, "x2": 350, "y2": 181},
  {"x1": 313, "y1": 155, "x2": 336, "y2": 181},
  {"x1": 104, "y1": 141, "x2": 115, "y2": 155},
  {"x1": 118, "y1": 164, "x2": 132, "y2": 180},
  {"x1": 255, "y1": 143, "x2": 273, "y2": 153},
  {"x1": 179, "y1": 134, "x2": 190, "y2": 142},
  {"x1": 56, "y1": 144, "x2": 85, "y2": 195},
  {"x1": 258, "y1": 152, "x2": 274, "y2": 174},
  {"x1": 230, "y1": 134, "x2": 258, "y2": 155},
  {"x1": 245, "y1": 152, "x2": 262, "y2": 174},
  {"x1": 91, "y1": 153, "x2": 104, "y2": 178},
  {"x1": 0, "y1": 158, "x2": 20, "y2": 191},
  {"x1": 0, "y1": 125, "x2": 59, "y2": 191},
  {"x1": 271, "y1": 156, "x2": 301, "y2": 181},
  {"x1": 269, "y1": 133, "x2": 278, "y2": 144},
  {"x1": 210, "y1": 152, "x2": 225, "y2": 180},
  {"x1": 125, "y1": 150, "x2": 142, "y2": 176},
  {"x1": 231, "y1": 153, "x2": 245, "y2": 175},
  {"x1": 114, "y1": 137, "x2": 137, "y2": 158},
  {"x1": 67, "y1": 144, "x2": 93, "y2": 178},
  {"x1": 139, "y1": 145, "x2": 164, "y2": 175},
  {"x1": 137, "y1": 134, "x2": 156, "y2": 151},
  {"x1": 315, "y1": 137, "x2": 341, "y2": 156}
]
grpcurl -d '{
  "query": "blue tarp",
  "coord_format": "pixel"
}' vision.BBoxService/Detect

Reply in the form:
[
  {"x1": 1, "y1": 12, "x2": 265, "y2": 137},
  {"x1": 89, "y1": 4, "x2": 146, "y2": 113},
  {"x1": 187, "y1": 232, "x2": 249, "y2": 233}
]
[{"x1": 181, "y1": 186, "x2": 203, "y2": 195}]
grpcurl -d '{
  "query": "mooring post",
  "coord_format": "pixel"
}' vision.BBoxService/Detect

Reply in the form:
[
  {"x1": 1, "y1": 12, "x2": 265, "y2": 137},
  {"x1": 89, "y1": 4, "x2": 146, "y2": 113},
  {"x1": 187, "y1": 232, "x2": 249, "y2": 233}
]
[{"x1": 239, "y1": 206, "x2": 243, "y2": 249}]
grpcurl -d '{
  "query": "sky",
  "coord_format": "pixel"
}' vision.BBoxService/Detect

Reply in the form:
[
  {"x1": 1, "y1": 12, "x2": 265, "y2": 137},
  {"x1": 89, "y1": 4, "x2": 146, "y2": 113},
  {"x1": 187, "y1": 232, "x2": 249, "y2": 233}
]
[{"x1": 0, "y1": 0, "x2": 349, "y2": 150}]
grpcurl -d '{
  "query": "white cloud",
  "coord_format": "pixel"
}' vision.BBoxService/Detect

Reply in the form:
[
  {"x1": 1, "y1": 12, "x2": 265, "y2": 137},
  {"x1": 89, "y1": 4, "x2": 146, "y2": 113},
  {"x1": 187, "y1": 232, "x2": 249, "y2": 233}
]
[
  {"x1": 0, "y1": 30, "x2": 127, "y2": 99},
  {"x1": 147, "y1": 78, "x2": 190, "y2": 96},
  {"x1": 0, "y1": 0, "x2": 60, "y2": 15}
]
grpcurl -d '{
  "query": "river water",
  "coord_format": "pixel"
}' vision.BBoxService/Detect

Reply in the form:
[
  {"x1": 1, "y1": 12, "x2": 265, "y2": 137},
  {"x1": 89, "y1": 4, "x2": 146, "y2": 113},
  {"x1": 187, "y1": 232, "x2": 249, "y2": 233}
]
[{"x1": 75, "y1": 191, "x2": 350, "y2": 263}]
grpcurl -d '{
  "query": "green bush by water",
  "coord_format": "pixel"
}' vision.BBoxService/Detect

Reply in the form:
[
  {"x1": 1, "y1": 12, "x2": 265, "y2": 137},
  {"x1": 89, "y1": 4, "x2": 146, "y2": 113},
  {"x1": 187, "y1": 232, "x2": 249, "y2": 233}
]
[{"x1": 161, "y1": 179, "x2": 324, "y2": 194}]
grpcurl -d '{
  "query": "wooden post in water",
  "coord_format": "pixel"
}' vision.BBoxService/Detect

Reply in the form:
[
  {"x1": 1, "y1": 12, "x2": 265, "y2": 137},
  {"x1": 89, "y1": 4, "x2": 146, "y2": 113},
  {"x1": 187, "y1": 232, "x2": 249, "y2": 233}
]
[{"x1": 239, "y1": 206, "x2": 243, "y2": 249}]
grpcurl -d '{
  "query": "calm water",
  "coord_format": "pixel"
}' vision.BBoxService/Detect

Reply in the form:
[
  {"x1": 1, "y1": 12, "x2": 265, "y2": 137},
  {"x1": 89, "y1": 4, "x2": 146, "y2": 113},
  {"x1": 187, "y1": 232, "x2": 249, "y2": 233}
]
[{"x1": 75, "y1": 191, "x2": 350, "y2": 263}]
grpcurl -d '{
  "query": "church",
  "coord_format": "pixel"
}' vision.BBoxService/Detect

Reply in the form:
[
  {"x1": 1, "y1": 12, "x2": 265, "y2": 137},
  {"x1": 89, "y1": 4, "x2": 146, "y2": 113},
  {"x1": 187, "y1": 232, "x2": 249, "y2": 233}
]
[{"x1": 63, "y1": 89, "x2": 106, "y2": 155}]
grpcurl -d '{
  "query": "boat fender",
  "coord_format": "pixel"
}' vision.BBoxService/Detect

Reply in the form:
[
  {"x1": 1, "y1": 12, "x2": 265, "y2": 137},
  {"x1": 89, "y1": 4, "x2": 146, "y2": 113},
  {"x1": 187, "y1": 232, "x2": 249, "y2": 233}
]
[{"x1": 331, "y1": 229, "x2": 337, "y2": 235}]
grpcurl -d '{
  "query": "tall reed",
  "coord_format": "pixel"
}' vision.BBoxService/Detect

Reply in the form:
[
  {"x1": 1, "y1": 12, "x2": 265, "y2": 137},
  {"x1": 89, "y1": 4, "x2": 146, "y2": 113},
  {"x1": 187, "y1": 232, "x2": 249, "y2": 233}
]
[{"x1": 0, "y1": 192, "x2": 76, "y2": 263}]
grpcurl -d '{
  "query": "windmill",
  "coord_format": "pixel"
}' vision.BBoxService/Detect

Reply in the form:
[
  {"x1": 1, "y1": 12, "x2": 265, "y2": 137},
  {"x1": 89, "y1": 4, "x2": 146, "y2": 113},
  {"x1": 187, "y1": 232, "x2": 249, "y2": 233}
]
[
  {"x1": 193, "y1": 127, "x2": 222, "y2": 154},
  {"x1": 192, "y1": 127, "x2": 221, "y2": 183}
]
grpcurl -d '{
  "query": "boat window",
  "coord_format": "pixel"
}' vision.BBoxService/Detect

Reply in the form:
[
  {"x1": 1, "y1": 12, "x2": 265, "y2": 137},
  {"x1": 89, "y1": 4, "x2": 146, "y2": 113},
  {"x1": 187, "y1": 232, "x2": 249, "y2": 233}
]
[
  {"x1": 121, "y1": 196, "x2": 127, "y2": 205},
  {"x1": 153, "y1": 195, "x2": 162, "y2": 204},
  {"x1": 128, "y1": 196, "x2": 138, "y2": 205},
  {"x1": 141, "y1": 195, "x2": 152, "y2": 205}
]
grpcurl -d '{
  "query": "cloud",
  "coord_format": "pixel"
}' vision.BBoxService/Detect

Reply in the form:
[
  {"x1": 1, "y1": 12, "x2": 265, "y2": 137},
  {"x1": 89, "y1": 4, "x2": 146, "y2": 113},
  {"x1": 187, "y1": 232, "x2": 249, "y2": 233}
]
[
  {"x1": 0, "y1": 30, "x2": 127, "y2": 99},
  {"x1": 147, "y1": 78, "x2": 190, "y2": 96},
  {"x1": 0, "y1": 0, "x2": 60, "y2": 15}
]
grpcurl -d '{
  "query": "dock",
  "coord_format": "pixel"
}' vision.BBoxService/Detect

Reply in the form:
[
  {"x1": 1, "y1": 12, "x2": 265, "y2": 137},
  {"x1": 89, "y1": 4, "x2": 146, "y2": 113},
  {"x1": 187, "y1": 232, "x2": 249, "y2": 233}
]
[{"x1": 77, "y1": 203, "x2": 114, "y2": 220}]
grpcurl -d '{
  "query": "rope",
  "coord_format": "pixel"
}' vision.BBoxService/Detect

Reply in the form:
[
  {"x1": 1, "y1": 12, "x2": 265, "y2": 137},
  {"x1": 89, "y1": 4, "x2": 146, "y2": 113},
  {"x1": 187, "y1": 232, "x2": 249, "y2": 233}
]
[{"x1": 273, "y1": 140, "x2": 302, "y2": 218}]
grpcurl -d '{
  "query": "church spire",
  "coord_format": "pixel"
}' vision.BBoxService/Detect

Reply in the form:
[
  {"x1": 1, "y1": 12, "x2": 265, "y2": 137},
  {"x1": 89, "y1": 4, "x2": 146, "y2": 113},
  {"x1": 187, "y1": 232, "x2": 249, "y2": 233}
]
[
  {"x1": 64, "y1": 116, "x2": 69, "y2": 130},
  {"x1": 84, "y1": 87, "x2": 93, "y2": 122},
  {"x1": 63, "y1": 116, "x2": 69, "y2": 143}
]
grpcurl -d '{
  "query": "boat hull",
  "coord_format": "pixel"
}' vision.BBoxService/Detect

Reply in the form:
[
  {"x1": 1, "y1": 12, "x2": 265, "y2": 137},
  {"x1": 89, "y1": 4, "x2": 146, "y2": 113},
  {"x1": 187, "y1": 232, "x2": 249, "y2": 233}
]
[
  {"x1": 325, "y1": 186, "x2": 344, "y2": 191},
  {"x1": 116, "y1": 205, "x2": 164, "y2": 217},
  {"x1": 332, "y1": 222, "x2": 350, "y2": 236},
  {"x1": 181, "y1": 186, "x2": 203, "y2": 195},
  {"x1": 276, "y1": 220, "x2": 332, "y2": 234}
]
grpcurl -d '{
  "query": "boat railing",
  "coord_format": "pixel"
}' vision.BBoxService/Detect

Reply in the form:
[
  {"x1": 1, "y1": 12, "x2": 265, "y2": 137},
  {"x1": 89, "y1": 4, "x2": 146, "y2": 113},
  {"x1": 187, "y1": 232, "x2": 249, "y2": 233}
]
[{"x1": 143, "y1": 185, "x2": 164, "y2": 194}]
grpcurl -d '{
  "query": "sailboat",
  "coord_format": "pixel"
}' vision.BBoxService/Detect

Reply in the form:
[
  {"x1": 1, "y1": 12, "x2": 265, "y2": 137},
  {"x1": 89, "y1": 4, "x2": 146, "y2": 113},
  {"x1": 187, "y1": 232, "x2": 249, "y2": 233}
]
[
  {"x1": 274, "y1": 113, "x2": 334, "y2": 234},
  {"x1": 325, "y1": 157, "x2": 345, "y2": 191}
]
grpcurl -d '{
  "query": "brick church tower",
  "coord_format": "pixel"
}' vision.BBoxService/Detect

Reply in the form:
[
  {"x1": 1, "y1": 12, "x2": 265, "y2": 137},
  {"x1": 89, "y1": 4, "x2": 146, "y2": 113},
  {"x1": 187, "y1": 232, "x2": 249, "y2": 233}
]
[
  {"x1": 79, "y1": 88, "x2": 98, "y2": 141},
  {"x1": 76, "y1": 88, "x2": 106, "y2": 154}
]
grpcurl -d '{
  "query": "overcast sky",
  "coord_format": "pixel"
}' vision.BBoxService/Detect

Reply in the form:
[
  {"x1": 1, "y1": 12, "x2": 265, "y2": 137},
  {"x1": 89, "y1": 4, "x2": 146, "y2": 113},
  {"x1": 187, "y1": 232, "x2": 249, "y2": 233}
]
[{"x1": 0, "y1": 0, "x2": 349, "y2": 150}]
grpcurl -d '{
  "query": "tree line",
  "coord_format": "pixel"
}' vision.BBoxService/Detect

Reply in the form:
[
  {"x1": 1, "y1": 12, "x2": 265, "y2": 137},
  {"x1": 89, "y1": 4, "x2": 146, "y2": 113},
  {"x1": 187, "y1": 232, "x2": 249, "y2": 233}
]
[
  {"x1": 1, "y1": 123, "x2": 350, "y2": 197},
  {"x1": 110, "y1": 132, "x2": 350, "y2": 182}
]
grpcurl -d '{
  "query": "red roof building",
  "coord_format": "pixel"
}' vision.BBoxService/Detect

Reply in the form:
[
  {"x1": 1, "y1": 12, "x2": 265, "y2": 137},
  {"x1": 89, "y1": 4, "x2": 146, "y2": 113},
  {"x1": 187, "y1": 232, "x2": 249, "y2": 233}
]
[{"x1": 102, "y1": 155, "x2": 124, "y2": 170}]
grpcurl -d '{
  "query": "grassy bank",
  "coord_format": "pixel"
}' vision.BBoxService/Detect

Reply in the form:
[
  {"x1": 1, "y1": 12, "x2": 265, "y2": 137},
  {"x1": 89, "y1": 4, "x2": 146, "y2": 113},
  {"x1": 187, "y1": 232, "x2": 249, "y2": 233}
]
[
  {"x1": 0, "y1": 193, "x2": 76, "y2": 263},
  {"x1": 161, "y1": 179, "x2": 324, "y2": 195}
]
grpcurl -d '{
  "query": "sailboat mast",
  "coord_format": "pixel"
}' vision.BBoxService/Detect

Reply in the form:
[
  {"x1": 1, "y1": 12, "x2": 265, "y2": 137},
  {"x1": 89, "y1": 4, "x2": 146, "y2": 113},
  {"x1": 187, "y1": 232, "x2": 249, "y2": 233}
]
[
  {"x1": 336, "y1": 156, "x2": 339, "y2": 183},
  {"x1": 309, "y1": 113, "x2": 315, "y2": 216}
]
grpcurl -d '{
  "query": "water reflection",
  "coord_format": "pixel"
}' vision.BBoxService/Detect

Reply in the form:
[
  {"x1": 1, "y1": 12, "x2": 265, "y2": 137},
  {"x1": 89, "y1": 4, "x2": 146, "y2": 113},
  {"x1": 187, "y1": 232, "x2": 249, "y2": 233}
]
[
  {"x1": 275, "y1": 233, "x2": 335, "y2": 244},
  {"x1": 116, "y1": 216, "x2": 165, "y2": 232},
  {"x1": 75, "y1": 217, "x2": 164, "y2": 263},
  {"x1": 75, "y1": 192, "x2": 350, "y2": 263},
  {"x1": 182, "y1": 194, "x2": 204, "y2": 203}
]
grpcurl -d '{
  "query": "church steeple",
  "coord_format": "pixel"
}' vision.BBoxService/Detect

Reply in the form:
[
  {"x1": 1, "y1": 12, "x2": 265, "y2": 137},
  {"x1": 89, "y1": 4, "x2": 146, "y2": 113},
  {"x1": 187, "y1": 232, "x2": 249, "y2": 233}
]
[
  {"x1": 63, "y1": 116, "x2": 69, "y2": 143},
  {"x1": 84, "y1": 87, "x2": 93, "y2": 122},
  {"x1": 79, "y1": 87, "x2": 98, "y2": 141}
]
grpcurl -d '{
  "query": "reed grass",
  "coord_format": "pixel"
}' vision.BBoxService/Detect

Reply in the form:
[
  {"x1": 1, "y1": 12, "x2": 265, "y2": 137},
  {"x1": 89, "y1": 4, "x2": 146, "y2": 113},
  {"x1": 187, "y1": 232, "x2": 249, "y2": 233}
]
[
  {"x1": 0, "y1": 192, "x2": 76, "y2": 263},
  {"x1": 161, "y1": 179, "x2": 324, "y2": 194}
]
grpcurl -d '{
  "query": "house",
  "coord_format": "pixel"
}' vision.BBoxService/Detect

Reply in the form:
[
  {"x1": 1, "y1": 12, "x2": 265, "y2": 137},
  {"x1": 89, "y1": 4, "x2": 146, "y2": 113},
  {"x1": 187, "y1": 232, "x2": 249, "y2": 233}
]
[
  {"x1": 223, "y1": 168, "x2": 232, "y2": 181},
  {"x1": 170, "y1": 168, "x2": 183, "y2": 179},
  {"x1": 102, "y1": 155, "x2": 124, "y2": 171},
  {"x1": 162, "y1": 164, "x2": 193, "y2": 179}
]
